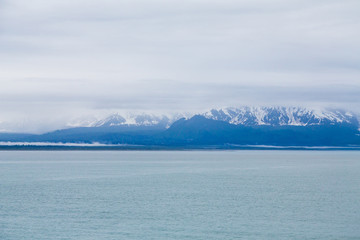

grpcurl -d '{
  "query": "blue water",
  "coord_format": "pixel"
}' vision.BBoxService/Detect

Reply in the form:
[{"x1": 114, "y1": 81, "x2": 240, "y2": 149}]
[{"x1": 0, "y1": 151, "x2": 359, "y2": 240}]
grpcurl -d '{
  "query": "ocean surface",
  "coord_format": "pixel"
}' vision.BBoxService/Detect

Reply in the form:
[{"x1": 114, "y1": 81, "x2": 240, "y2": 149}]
[{"x1": 0, "y1": 151, "x2": 359, "y2": 240}]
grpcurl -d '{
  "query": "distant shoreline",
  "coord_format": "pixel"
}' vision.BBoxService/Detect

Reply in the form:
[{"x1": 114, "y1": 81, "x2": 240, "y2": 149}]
[{"x1": 0, "y1": 145, "x2": 359, "y2": 151}]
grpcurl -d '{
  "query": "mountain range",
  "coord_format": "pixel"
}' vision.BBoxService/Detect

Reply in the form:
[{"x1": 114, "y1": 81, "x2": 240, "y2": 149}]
[{"x1": 0, "y1": 107, "x2": 359, "y2": 148}]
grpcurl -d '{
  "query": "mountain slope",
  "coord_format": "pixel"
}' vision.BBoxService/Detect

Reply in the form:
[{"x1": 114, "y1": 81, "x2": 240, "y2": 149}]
[{"x1": 164, "y1": 115, "x2": 360, "y2": 146}]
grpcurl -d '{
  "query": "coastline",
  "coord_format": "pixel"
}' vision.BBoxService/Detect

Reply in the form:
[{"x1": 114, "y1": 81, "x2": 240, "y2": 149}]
[{"x1": 0, "y1": 144, "x2": 359, "y2": 151}]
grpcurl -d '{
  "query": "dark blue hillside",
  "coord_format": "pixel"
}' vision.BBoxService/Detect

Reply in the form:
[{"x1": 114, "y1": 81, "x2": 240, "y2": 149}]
[
  {"x1": 0, "y1": 133, "x2": 37, "y2": 142},
  {"x1": 31, "y1": 125, "x2": 166, "y2": 144},
  {"x1": 160, "y1": 115, "x2": 238, "y2": 145},
  {"x1": 162, "y1": 115, "x2": 360, "y2": 146}
]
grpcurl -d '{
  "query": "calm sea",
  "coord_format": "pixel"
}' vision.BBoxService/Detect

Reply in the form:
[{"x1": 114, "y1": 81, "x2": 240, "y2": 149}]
[{"x1": 0, "y1": 151, "x2": 359, "y2": 240}]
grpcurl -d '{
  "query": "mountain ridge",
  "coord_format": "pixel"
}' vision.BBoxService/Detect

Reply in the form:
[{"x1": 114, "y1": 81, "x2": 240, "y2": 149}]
[
  {"x1": 0, "y1": 106, "x2": 358, "y2": 147},
  {"x1": 203, "y1": 107, "x2": 357, "y2": 126},
  {"x1": 88, "y1": 106, "x2": 358, "y2": 128}
]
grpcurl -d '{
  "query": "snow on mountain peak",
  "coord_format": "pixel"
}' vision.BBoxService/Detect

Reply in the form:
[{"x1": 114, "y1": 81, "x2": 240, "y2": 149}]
[
  {"x1": 203, "y1": 106, "x2": 358, "y2": 126},
  {"x1": 67, "y1": 107, "x2": 358, "y2": 129},
  {"x1": 92, "y1": 113, "x2": 127, "y2": 127},
  {"x1": 90, "y1": 112, "x2": 188, "y2": 128}
]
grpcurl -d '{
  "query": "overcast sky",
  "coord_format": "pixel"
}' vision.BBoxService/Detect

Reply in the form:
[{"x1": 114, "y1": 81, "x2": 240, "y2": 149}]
[{"x1": 0, "y1": 0, "x2": 360, "y2": 132}]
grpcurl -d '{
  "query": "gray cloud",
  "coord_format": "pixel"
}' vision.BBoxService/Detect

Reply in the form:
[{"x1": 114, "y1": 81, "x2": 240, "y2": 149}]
[{"x1": 0, "y1": 0, "x2": 359, "y2": 132}]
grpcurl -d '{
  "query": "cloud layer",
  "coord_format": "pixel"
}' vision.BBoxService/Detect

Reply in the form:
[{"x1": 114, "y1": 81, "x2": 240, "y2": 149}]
[{"x1": 0, "y1": 0, "x2": 359, "y2": 132}]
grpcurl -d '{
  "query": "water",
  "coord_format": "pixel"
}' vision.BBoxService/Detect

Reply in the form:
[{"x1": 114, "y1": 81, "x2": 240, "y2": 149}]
[{"x1": 0, "y1": 151, "x2": 359, "y2": 240}]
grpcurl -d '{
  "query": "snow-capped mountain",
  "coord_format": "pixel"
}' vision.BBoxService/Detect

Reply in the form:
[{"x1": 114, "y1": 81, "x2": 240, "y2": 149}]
[
  {"x1": 1, "y1": 106, "x2": 359, "y2": 147},
  {"x1": 70, "y1": 107, "x2": 358, "y2": 129},
  {"x1": 91, "y1": 113, "x2": 186, "y2": 128},
  {"x1": 203, "y1": 107, "x2": 358, "y2": 126}
]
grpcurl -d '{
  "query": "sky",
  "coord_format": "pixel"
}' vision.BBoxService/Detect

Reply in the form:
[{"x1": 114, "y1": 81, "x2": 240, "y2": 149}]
[{"x1": 0, "y1": 0, "x2": 360, "y2": 133}]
